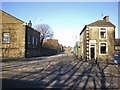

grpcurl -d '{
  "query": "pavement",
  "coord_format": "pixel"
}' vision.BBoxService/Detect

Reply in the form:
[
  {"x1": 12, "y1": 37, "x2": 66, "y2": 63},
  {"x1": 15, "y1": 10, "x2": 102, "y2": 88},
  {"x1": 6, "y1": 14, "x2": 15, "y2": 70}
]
[{"x1": 1, "y1": 53, "x2": 119, "y2": 89}]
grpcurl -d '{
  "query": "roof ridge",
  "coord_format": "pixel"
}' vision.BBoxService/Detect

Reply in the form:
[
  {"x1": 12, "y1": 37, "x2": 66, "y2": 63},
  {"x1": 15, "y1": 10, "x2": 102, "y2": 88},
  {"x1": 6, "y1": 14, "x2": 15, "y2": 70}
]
[
  {"x1": 87, "y1": 20, "x2": 104, "y2": 25},
  {"x1": 87, "y1": 19, "x2": 115, "y2": 27}
]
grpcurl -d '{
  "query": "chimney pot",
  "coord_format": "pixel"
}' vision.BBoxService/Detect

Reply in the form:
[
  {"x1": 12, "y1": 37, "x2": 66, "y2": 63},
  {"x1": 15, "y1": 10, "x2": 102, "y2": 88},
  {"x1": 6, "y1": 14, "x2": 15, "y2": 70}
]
[{"x1": 28, "y1": 20, "x2": 32, "y2": 27}]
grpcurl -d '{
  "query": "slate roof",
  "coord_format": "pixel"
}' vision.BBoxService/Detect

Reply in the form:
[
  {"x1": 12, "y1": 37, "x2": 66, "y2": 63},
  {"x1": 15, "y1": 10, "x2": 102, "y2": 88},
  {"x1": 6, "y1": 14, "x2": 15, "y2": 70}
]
[
  {"x1": 87, "y1": 20, "x2": 115, "y2": 27},
  {"x1": 80, "y1": 19, "x2": 115, "y2": 35}
]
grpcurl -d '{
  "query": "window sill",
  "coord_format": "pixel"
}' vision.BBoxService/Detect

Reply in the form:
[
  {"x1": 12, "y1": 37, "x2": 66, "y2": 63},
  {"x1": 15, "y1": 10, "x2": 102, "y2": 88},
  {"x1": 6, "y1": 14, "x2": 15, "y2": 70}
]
[
  {"x1": 2, "y1": 43, "x2": 10, "y2": 44},
  {"x1": 99, "y1": 54, "x2": 108, "y2": 55},
  {"x1": 99, "y1": 38, "x2": 107, "y2": 40}
]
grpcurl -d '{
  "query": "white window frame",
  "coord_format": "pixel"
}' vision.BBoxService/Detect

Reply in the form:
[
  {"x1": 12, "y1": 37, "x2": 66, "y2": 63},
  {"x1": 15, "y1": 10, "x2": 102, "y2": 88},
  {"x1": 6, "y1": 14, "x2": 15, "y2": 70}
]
[
  {"x1": 99, "y1": 28, "x2": 107, "y2": 40},
  {"x1": 99, "y1": 42, "x2": 108, "y2": 55},
  {"x1": 2, "y1": 32, "x2": 10, "y2": 44}
]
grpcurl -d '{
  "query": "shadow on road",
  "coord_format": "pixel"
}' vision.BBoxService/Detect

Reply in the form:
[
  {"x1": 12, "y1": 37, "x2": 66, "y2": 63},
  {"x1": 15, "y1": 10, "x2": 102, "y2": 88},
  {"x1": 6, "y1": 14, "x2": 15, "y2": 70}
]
[
  {"x1": 2, "y1": 78, "x2": 40, "y2": 88},
  {"x1": 2, "y1": 56, "x2": 119, "y2": 89}
]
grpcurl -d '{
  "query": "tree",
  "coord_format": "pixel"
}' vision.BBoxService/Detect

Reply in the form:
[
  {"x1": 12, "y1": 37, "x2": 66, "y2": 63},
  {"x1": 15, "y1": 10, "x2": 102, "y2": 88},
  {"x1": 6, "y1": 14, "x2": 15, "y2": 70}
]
[{"x1": 34, "y1": 24, "x2": 54, "y2": 46}]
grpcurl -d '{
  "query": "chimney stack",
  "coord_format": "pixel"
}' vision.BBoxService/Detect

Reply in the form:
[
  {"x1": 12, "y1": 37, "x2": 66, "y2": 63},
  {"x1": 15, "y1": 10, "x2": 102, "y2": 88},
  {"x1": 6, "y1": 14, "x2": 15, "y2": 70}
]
[
  {"x1": 103, "y1": 16, "x2": 109, "y2": 22},
  {"x1": 28, "y1": 20, "x2": 32, "y2": 27}
]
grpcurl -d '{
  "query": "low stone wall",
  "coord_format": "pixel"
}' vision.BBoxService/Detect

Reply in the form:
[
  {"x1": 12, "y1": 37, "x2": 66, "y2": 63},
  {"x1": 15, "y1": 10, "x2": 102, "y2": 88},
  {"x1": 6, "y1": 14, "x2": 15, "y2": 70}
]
[{"x1": 40, "y1": 47, "x2": 58, "y2": 56}]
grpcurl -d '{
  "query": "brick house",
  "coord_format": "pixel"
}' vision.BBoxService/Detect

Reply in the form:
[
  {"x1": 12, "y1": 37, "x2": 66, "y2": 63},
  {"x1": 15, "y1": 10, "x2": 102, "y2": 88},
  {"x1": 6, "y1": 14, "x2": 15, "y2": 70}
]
[
  {"x1": 0, "y1": 10, "x2": 40, "y2": 58},
  {"x1": 80, "y1": 16, "x2": 115, "y2": 61}
]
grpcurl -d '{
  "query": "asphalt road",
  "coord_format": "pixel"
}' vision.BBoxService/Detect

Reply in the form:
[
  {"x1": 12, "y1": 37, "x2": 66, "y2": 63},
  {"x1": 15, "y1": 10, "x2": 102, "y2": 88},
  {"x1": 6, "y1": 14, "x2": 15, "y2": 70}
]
[{"x1": 1, "y1": 53, "x2": 119, "y2": 89}]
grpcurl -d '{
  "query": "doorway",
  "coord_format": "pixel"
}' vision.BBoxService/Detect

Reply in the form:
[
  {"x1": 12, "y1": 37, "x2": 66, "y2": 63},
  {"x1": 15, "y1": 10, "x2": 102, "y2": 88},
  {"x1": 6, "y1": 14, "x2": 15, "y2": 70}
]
[{"x1": 90, "y1": 47, "x2": 95, "y2": 59}]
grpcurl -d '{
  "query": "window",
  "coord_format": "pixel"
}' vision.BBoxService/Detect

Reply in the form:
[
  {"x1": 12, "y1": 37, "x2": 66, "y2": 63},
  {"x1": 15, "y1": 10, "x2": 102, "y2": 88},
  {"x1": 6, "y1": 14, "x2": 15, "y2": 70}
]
[
  {"x1": 100, "y1": 28, "x2": 106, "y2": 39},
  {"x1": 28, "y1": 35, "x2": 30, "y2": 45},
  {"x1": 32, "y1": 37, "x2": 34, "y2": 45},
  {"x1": 2, "y1": 33, "x2": 10, "y2": 43},
  {"x1": 100, "y1": 43, "x2": 107, "y2": 54},
  {"x1": 36, "y1": 38, "x2": 38, "y2": 45}
]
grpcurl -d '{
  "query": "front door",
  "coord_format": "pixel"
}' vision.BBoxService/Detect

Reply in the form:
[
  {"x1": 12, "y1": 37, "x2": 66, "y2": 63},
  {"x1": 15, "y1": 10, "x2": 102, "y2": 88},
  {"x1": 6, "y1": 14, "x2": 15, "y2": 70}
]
[{"x1": 90, "y1": 47, "x2": 95, "y2": 59}]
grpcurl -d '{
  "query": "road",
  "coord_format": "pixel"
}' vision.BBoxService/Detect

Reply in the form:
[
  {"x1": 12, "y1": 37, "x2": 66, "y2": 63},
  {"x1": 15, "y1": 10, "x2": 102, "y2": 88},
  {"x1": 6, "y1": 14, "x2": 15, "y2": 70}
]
[{"x1": 1, "y1": 53, "x2": 119, "y2": 89}]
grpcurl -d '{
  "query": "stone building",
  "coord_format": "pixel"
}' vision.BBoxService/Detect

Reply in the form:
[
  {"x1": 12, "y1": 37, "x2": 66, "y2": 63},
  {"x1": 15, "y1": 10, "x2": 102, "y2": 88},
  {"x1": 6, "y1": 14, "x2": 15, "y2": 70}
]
[
  {"x1": 25, "y1": 24, "x2": 40, "y2": 58},
  {"x1": 0, "y1": 10, "x2": 40, "y2": 58},
  {"x1": 115, "y1": 38, "x2": 120, "y2": 54},
  {"x1": 80, "y1": 16, "x2": 115, "y2": 61}
]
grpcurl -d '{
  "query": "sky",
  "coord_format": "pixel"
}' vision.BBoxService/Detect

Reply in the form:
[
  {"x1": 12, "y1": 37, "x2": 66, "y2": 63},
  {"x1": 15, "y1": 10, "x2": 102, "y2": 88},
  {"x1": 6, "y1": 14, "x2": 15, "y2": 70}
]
[{"x1": 1, "y1": 2, "x2": 119, "y2": 47}]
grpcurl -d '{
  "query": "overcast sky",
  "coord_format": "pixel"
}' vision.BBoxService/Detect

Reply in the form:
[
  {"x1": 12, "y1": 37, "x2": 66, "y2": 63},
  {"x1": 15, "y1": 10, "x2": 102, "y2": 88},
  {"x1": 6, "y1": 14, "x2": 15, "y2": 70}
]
[{"x1": 2, "y1": 2, "x2": 119, "y2": 47}]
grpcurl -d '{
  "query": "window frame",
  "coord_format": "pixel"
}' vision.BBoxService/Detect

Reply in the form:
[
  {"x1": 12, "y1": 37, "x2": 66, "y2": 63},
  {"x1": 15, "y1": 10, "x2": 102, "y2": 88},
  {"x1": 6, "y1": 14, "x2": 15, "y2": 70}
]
[
  {"x1": 36, "y1": 38, "x2": 38, "y2": 45},
  {"x1": 2, "y1": 32, "x2": 10, "y2": 44},
  {"x1": 99, "y1": 28, "x2": 107, "y2": 40},
  {"x1": 32, "y1": 36, "x2": 34, "y2": 45},
  {"x1": 99, "y1": 42, "x2": 108, "y2": 55},
  {"x1": 28, "y1": 35, "x2": 30, "y2": 45}
]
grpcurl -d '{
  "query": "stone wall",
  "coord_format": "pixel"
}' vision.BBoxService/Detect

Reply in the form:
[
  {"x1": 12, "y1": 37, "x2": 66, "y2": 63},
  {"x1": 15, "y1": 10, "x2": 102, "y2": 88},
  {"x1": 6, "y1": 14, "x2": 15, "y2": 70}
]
[
  {"x1": 40, "y1": 47, "x2": 58, "y2": 56},
  {"x1": 41, "y1": 39, "x2": 61, "y2": 56},
  {"x1": 89, "y1": 27, "x2": 115, "y2": 60},
  {"x1": 2, "y1": 23, "x2": 25, "y2": 58},
  {"x1": 1, "y1": 10, "x2": 41, "y2": 58},
  {"x1": 43, "y1": 39, "x2": 61, "y2": 50},
  {"x1": 80, "y1": 26, "x2": 115, "y2": 60},
  {"x1": 80, "y1": 30, "x2": 87, "y2": 59},
  {"x1": 1, "y1": 11, "x2": 25, "y2": 58}
]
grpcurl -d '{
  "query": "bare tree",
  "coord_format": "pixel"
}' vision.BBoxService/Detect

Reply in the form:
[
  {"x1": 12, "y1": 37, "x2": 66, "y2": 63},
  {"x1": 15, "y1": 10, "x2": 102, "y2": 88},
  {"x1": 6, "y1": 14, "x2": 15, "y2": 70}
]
[{"x1": 34, "y1": 24, "x2": 53, "y2": 46}]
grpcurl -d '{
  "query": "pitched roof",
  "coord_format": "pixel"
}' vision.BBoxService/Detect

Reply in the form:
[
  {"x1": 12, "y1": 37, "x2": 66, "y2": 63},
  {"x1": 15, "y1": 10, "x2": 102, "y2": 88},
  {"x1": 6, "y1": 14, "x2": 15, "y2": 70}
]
[
  {"x1": 80, "y1": 25, "x2": 87, "y2": 35},
  {"x1": 80, "y1": 19, "x2": 116, "y2": 35},
  {"x1": 0, "y1": 10, "x2": 24, "y2": 23},
  {"x1": 87, "y1": 20, "x2": 115, "y2": 27}
]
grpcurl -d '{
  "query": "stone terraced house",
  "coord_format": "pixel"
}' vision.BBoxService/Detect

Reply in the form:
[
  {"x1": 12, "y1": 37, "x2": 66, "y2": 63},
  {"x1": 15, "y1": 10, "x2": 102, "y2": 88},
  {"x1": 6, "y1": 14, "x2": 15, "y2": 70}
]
[
  {"x1": 0, "y1": 10, "x2": 40, "y2": 58},
  {"x1": 80, "y1": 16, "x2": 116, "y2": 61}
]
